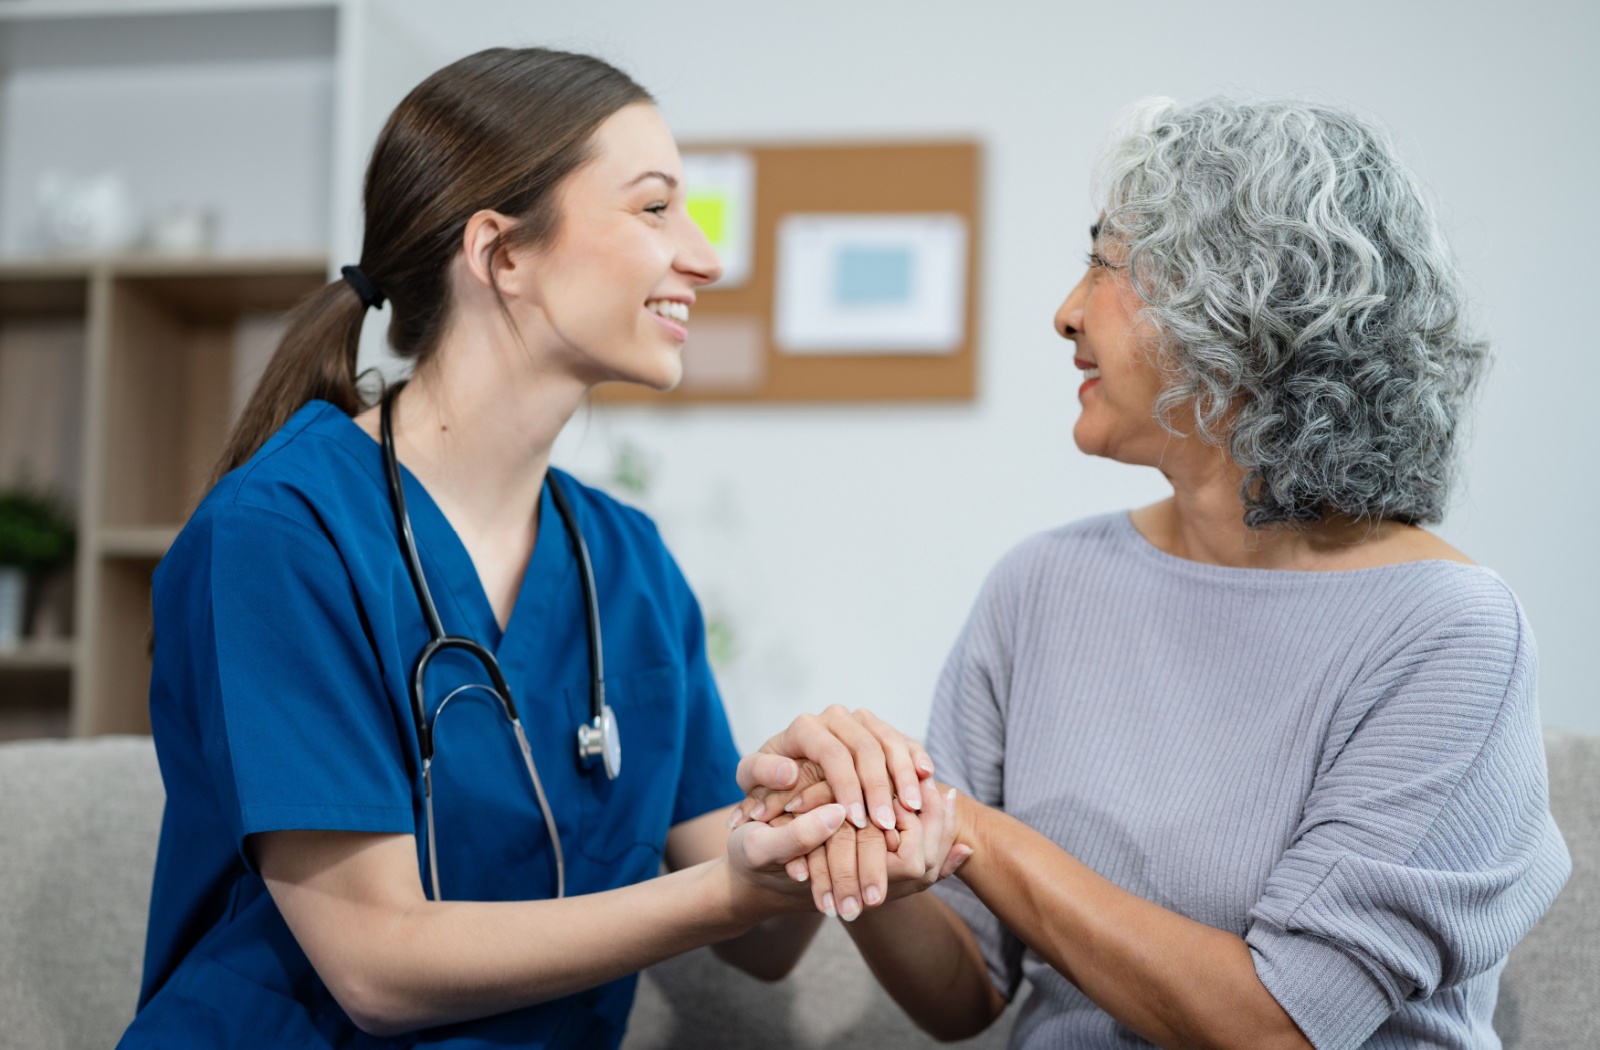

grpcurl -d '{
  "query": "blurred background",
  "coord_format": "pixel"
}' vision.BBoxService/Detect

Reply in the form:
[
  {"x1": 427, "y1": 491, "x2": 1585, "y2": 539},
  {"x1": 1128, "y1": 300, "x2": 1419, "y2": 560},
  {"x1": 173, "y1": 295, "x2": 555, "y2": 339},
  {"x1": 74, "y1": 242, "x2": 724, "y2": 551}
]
[{"x1": 0, "y1": 0, "x2": 1594, "y2": 747}]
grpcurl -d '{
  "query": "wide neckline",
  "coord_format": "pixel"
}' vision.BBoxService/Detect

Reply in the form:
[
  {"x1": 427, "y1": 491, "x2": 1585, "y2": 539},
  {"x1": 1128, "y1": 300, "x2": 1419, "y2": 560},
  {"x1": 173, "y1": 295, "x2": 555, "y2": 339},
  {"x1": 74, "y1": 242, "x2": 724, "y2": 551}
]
[
  {"x1": 1113, "y1": 511, "x2": 1495, "y2": 585},
  {"x1": 321, "y1": 402, "x2": 571, "y2": 654}
]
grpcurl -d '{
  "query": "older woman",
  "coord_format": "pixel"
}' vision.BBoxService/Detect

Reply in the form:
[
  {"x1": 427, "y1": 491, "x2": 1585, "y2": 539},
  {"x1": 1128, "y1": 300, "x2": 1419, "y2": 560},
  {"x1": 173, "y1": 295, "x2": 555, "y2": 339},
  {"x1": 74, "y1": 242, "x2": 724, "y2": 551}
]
[{"x1": 741, "y1": 98, "x2": 1571, "y2": 1049}]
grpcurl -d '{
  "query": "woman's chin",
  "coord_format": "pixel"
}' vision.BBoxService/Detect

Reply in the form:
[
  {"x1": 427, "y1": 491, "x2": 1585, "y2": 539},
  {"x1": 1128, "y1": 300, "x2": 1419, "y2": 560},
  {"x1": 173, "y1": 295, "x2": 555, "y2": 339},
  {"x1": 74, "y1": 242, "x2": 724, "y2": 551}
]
[
  {"x1": 1072, "y1": 420, "x2": 1108, "y2": 459},
  {"x1": 592, "y1": 350, "x2": 683, "y2": 393},
  {"x1": 638, "y1": 354, "x2": 684, "y2": 392}
]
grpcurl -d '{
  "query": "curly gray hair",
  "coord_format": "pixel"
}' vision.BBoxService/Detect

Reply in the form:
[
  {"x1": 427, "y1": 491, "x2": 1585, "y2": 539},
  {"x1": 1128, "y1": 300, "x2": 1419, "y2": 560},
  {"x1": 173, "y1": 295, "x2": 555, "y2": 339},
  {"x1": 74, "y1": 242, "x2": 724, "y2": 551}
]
[{"x1": 1096, "y1": 97, "x2": 1488, "y2": 528}]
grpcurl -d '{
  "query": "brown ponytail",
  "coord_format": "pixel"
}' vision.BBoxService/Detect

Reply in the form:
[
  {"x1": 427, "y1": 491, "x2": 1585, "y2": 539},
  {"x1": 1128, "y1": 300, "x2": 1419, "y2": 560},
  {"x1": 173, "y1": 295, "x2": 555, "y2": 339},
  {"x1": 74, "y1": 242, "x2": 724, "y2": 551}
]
[{"x1": 211, "y1": 48, "x2": 651, "y2": 486}]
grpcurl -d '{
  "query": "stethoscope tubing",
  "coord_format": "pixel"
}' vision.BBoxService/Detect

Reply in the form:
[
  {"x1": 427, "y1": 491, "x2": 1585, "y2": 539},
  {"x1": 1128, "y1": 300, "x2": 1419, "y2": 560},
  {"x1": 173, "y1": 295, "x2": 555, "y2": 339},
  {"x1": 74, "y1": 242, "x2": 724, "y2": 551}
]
[{"x1": 380, "y1": 383, "x2": 611, "y2": 902}]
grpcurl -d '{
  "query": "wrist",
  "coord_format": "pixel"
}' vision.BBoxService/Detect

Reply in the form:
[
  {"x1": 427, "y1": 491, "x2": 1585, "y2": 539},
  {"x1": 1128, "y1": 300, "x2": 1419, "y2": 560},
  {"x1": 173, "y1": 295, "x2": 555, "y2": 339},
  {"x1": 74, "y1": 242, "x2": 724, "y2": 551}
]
[
  {"x1": 951, "y1": 787, "x2": 985, "y2": 850},
  {"x1": 709, "y1": 856, "x2": 810, "y2": 935},
  {"x1": 702, "y1": 858, "x2": 765, "y2": 938}
]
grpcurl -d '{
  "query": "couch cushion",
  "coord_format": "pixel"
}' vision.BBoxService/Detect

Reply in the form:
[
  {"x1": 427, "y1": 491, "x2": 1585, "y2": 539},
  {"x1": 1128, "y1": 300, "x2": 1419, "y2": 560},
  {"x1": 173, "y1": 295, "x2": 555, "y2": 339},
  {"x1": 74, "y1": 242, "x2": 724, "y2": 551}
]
[
  {"x1": 0, "y1": 736, "x2": 163, "y2": 1050},
  {"x1": 1494, "y1": 729, "x2": 1600, "y2": 1048}
]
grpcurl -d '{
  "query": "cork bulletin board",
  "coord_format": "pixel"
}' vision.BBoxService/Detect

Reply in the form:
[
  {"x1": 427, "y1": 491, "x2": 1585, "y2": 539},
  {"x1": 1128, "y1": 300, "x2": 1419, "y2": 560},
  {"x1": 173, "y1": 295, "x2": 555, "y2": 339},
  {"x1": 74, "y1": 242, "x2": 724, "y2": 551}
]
[{"x1": 593, "y1": 140, "x2": 980, "y2": 405}]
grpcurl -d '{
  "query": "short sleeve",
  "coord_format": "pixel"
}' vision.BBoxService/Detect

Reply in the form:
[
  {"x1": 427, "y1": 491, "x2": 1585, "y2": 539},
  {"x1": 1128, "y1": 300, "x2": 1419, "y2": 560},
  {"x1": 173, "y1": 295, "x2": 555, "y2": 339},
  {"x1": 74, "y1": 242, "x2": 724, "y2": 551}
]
[
  {"x1": 192, "y1": 506, "x2": 414, "y2": 868},
  {"x1": 926, "y1": 551, "x2": 1030, "y2": 1001},
  {"x1": 665, "y1": 561, "x2": 743, "y2": 827},
  {"x1": 1245, "y1": 582, "x2": 1572, "y2": 1050}
]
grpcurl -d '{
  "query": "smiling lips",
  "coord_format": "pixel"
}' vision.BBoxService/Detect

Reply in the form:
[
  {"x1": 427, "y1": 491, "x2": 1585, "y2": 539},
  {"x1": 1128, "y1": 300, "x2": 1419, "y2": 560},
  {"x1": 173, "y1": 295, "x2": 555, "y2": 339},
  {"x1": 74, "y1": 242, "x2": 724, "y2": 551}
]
[
  {"x1": 646, "y1": 298, "x2": 689, "y2": 324},
  {"x1": 1075, "y1": 357, "x2": 1101, "y2": 395},
  {"x1": 645, "y1": 298, "x2": 690, "y2": 341}
]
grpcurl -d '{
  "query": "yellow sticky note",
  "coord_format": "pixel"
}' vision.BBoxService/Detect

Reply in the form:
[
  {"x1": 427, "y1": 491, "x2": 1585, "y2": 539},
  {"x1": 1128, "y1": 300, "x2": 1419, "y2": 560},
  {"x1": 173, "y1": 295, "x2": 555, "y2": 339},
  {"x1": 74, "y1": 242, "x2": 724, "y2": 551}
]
[{"x1": 687, "y1": 193, "x2": 726, "y2": 245}]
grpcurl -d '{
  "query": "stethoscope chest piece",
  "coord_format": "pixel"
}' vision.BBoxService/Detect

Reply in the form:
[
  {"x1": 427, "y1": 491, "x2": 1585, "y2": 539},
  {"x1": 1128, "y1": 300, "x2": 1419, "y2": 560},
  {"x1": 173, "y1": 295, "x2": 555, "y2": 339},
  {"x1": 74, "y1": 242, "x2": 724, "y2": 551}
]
[{"x1": 577, "y1": 703, "x2": 622, "y2": 780}]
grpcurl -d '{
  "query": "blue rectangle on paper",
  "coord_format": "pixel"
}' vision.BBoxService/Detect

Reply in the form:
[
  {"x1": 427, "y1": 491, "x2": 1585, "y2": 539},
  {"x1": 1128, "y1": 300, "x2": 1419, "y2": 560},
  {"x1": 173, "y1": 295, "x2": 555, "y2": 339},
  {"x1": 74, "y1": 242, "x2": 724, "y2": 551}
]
[{"x1": 835, "y1": 245, "x2": 913, "y2": 306}]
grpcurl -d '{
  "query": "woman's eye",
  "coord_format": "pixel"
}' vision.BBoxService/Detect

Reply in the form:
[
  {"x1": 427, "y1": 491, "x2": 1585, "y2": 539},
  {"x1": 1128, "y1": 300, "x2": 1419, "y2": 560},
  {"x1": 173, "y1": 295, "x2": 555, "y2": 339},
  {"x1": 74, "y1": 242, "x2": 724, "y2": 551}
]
[
  {"x1": 1086, "y1": 251, "x2": 1107, "y2": 268},
  {"x1": 645, "y1": 202, "x2": 669, "y2": 218}
]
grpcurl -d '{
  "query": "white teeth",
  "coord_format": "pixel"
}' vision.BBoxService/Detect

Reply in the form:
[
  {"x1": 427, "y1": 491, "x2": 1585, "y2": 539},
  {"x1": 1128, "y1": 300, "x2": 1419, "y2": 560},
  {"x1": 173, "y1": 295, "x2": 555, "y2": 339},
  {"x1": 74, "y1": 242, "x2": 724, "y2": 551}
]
[
  {"x1": 1082, "y1": 366, "x2": 1101, "y2": 379},
  {"x1": 646, "y1": 299, "x2": 689, "y2": 324}
]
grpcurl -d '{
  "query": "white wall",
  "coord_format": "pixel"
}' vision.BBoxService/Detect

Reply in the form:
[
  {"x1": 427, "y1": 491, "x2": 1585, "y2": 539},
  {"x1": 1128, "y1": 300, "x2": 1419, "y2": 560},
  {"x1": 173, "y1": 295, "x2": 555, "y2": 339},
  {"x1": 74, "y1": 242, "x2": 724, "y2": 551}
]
[
  {"x1": 374, "y1": 0, "x2": 1599, "y2": 747},
  {"x1": 0, "y1": 7, "x2": 336, "y2": 258}
]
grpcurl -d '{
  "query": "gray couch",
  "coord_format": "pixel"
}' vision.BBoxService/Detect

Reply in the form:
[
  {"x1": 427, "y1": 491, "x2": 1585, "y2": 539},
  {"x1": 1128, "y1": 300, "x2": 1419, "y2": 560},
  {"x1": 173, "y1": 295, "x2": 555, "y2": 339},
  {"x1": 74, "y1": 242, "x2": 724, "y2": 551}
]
[{"x1": 1, "y1": 733, "x2": 1593, "y2": 1049}]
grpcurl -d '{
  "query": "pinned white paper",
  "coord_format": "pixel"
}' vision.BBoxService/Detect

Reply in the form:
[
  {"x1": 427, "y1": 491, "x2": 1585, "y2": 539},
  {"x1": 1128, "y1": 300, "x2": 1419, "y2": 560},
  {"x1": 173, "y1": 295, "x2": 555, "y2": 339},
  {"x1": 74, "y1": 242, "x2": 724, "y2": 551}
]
[
  {"x1": 681, "y1": 152, "x2": 755, "y2": 289},
  {"x1": 773, "y1": 213, "x2": 967, "y2": 355}
]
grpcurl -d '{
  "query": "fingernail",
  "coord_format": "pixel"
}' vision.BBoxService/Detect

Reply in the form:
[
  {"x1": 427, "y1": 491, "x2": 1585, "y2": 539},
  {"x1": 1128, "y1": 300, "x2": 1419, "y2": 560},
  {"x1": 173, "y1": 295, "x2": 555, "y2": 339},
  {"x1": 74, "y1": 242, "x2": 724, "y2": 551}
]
[
  {"x1": 905, "y1": 789, "x2": 923, "y2": 811},
  {"x1": 945, "y1": 787, "x2": 958, "y2": 812},
  {"x1": 795, "y1": 868, "x2": 809, "y2": 883},
  {"x1": 917, "y1": 759, "x2": 935, "y2": 776},
  {"x1": 839, "y1": 897, "x2": 861, "y2": 922},
  {"x1": 726, "y1": 809, "x2": 744, "y2": 830},
  {"x1": 784, "y1": 797, "x2": 800, "y2": 813},
  {"x1": 953, "y1": 845, "x2": 974, "y2": 868},
  {"x1": 780, "y1": 760, "x2": 797, "y2": 787},
  {"x1": 874, "y1": 805, "x2": 896, "y2": 830},
  {"x1": 819, "y1": 804, "x2": 846, "y2": 832},
  {"x1": 849, "y1": 804, "x2": 868, "y2": 829},
  {"x1": 822, "y1": 893, "x2": 837, "y2": 918},
  {"x1": 864, "y1": 885, "x2": 883, "y2": 907}
]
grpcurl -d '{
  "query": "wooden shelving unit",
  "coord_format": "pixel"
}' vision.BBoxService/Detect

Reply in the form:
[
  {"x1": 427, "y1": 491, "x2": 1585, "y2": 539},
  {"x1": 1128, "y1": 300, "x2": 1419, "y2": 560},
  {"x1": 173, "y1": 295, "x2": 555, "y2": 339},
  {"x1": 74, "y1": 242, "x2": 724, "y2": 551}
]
[{"x1": 0, "y1": 256, "x2": 327, "y2": 737}]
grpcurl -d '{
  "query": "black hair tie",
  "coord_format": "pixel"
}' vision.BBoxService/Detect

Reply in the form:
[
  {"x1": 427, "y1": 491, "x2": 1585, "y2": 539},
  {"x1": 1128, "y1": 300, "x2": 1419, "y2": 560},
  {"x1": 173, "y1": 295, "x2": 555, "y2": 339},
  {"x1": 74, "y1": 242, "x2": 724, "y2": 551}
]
[{"x1": 341, "y1": 265, "x2": 386, "y2": 311}]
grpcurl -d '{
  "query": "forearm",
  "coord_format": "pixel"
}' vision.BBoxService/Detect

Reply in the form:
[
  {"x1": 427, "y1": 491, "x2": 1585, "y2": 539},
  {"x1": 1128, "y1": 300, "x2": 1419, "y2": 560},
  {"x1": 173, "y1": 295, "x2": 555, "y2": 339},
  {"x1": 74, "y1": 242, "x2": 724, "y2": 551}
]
[
  {"x1": 311, "y1": 858, "x2": 782, "y2": 1035},
  {"x1": 957, "y1": 800, "x2": 1309, "y2": 1050},
  {"x1": 711, "y1": 910, "x2": 824, "y2": 981},
  {"x1": 845, "y1": 890, "x2": 1007, "y2": 1041}
]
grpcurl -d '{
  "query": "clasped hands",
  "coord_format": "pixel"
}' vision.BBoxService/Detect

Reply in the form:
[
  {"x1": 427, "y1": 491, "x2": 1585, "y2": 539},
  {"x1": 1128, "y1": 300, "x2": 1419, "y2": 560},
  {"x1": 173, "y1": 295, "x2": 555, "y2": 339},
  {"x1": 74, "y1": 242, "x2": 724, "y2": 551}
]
[{"x1": 723, "y1": 705, "x2": 972, "y2": 922}]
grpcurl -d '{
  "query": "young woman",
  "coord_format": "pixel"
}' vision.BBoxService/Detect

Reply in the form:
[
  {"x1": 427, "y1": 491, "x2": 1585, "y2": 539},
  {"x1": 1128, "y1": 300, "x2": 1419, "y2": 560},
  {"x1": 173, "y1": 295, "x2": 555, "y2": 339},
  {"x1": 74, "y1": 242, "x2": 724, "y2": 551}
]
[{"x1": 121, "y1": 48, "x2": 955, "y2": 1049}]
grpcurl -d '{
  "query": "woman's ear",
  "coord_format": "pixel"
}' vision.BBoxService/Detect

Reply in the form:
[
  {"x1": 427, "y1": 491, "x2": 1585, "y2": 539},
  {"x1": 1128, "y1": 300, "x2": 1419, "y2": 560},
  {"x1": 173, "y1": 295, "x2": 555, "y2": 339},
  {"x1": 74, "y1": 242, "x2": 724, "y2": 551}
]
[{"x1": 459, "y1": 209, "x2": 521, "y2": 296}]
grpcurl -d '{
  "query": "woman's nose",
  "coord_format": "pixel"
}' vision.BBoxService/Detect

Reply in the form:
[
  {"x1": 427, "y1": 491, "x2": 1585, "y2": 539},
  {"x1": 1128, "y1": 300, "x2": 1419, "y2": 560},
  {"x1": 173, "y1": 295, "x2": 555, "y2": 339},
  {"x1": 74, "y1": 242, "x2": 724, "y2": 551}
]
[
  {"x1": 1055, "y1": 268, "x2": 1093, "y2": 339},
  {"x1": 677, "y1": 210, "x2": 724, "y2": 286}
]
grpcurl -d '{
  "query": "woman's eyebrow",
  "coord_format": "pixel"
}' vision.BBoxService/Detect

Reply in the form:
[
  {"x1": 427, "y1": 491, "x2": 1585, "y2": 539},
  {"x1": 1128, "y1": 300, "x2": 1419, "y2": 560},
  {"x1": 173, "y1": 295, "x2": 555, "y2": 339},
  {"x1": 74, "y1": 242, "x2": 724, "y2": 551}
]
[{"x1": 624, "y1": 170, "x2": 678, "y2": 190}]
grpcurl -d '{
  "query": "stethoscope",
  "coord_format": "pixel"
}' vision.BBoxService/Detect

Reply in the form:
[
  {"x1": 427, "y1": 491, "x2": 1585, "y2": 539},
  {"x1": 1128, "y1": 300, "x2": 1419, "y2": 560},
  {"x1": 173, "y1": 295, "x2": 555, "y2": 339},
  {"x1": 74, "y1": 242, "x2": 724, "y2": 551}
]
[{"x1": 381, "y1": 384, "x2": 620, "y2": 902}]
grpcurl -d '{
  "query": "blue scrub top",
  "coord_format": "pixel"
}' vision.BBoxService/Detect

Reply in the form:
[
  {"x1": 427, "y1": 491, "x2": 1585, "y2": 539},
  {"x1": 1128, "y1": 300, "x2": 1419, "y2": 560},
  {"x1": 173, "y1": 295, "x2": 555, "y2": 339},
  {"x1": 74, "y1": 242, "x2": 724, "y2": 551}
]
[{"x1": 120, "y1": 401, "x2": 744, "y2": 1049}]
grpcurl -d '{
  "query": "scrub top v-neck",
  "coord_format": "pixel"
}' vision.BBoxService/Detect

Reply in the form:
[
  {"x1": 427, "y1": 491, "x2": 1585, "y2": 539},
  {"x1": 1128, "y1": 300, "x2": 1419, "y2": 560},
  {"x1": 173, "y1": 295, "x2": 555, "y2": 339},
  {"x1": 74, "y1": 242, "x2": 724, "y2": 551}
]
[{"x1": 122, "y1": 401, "x2": 743, "y2": 1050}]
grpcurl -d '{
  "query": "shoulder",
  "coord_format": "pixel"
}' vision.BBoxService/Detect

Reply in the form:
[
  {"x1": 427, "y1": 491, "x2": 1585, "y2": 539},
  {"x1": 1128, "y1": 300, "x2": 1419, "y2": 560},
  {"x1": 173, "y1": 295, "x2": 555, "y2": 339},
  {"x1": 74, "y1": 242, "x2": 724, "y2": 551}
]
[
  {"x1": 164, "y1": 403, "x2": 381, "y2": 585},
  {"x1": 548, "y1": 468, "x2": 666, "y2": 556},
  {"x1": 979, "y1": 511, "x2": 1136, "y2": 603},
  {"x1": 1339, "y1": 564, "x2": 1536, "y2": 744},
  {"x1": 1366, "y1": 562, "x2": 1527, "y2": 663},
  {"x1": 196, "y1": 401, "x2": 377, "y2": 537},
  {"x1": 547, "y1": 469, "x2": 695, "y2": 596},
  {"x1": 955, "y1": 512, "x2": 1137, "y2": 647}
]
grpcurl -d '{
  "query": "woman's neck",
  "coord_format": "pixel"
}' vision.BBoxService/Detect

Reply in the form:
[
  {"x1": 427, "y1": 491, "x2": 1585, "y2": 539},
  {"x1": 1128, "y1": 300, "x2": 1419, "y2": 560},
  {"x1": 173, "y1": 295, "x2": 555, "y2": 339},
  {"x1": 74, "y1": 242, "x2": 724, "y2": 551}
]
[
  {"x1": 1129, "y1": 443, "x2": 1471, "y2": 571},
  {"x1": 352, "y1": 317, "x2": 591, "y2": 628}
]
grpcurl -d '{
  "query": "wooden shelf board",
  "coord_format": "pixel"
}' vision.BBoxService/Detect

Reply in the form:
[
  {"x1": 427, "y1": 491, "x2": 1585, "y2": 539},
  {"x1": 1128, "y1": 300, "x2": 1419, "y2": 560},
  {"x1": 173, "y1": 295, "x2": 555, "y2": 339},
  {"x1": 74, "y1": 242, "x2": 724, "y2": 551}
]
[
  {"x1": 0, "y1": 271, "x2": 90, "y2": 317},
  {"x1": 99, "y1": 527, "x2": 180, "y2": 559},
  {"x1": 115, "y1": 255, "x2": 329, "y2": 321},
  {"x1": 0, "y1": 639, "x2": 77, "y2": 672}
]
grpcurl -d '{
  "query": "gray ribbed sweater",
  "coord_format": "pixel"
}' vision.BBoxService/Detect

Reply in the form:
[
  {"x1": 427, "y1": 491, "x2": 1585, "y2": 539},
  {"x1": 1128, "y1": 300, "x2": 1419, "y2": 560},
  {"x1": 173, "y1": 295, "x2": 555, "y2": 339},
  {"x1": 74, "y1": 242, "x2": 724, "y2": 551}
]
[{"x1": 927, "y1": 513, "x2": 1571, "y2": 1050}]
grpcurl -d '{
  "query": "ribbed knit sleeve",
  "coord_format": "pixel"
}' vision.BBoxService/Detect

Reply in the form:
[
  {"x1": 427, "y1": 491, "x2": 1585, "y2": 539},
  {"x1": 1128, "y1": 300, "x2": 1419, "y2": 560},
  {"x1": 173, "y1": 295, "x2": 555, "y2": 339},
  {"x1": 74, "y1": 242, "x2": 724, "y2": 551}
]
[
  {"x1": 1244, "y1": 578, "x2": 1571, "y2": 1050},
  {"x1": 927, "y1": 541, "x2": 1032, "y2": 1001}
]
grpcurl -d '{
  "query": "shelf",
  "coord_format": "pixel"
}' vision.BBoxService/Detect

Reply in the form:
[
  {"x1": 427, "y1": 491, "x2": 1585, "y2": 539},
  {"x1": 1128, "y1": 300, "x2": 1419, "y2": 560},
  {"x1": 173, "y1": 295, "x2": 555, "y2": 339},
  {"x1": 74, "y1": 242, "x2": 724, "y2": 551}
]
[
  {"x1": 0, "y1": 270, "x2": 89, "y2": 318},
  {"x1": 0, "y1": 639, "x2": 76, "y2": 672},
  {"x1": 99, "y1": 527, "x2": 179, "y2": 559},
  {"x1": 115, "y1": 255, "x2": 328, "y2": 321}
]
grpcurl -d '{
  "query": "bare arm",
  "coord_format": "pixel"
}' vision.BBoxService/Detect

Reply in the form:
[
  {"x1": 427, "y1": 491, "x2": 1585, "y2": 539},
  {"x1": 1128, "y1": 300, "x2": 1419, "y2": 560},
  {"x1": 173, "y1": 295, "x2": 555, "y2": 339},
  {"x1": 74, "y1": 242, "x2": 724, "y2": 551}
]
[
  {"x1": 951, "y1": 796, "x2": 1312, "y2": 1050},
  {"x1": 845, "y1": 882, "x2": 1007, "y2": 1041},
  {"x1": 254, "y1": 804, "x2": 845, "y2": 1037},
  {"x1": 665, "y1": 806, "x2": 823, "y2": 981}
]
